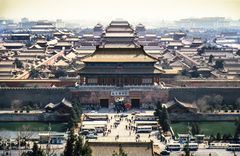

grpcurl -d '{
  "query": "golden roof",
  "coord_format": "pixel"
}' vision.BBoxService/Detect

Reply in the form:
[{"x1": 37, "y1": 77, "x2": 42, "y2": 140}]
[
  {"x1": 79, "y1": 66, "x2": 165, "y2": 75},
  {"x1": 104, "y1": 32, "x2": 135, "y2": 37},
  {"x1": 81, "y1": 47, "x2": 158, "y2": 63}
]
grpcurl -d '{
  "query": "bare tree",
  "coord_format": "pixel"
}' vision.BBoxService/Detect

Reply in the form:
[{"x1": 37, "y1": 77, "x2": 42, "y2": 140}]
[
  {"x1": 18, "y1": 125, "x2": 34, "y2": 141},
  {"x1": 17, "y1": 125, "x2": 34, "y2": 155},
  {"x1": 196, "y1": 96, "x2": 211, "y2": 112}
]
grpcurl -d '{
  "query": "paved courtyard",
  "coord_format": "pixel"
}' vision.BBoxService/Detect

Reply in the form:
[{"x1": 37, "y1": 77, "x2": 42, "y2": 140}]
[{"x1": 87, "y1": 111, "x2": 157, "y2": 143}]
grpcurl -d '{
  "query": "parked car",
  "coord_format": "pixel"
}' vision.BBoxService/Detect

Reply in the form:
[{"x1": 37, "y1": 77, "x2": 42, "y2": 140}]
[
  {"x1": 80, "y1": 130, "x2": 90, "y2": 136},
  {"x1": 120, "y1": 113, "x2": 128, "y2": 117},
  {"x1": 160, "y1": 150, "x2": 170, "y2": 156},
  {"x1": 227, "y1": 144, "x2": 240, "y2": 151},
  {"x1": 150, "y1": 130, "x2": 160, "y2": 136},
  {"x1": 86, "y1": 133, "x2": 97, "y2": 139},
  {"x1": 95, "y1": 128, "x2": 104, "y2": 133},
  {"x1": 131, "y1": 111, "x2": 140, "y2": 115},
  {"x1": 89, "y1": 110, "x2": 97, "y2": 113}
]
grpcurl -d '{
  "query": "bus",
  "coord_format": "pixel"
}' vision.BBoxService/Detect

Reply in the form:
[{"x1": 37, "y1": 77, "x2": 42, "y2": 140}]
[
  {"x1": 135, "y1": 121, "x2": 159, "y2": 130},
  {"x1": 208, "y1": 143, "x2": 226, "y2": 149},
  {"x1": 84, "y1": 114, "x2": 108, "y2": 121},
  {"x1": 226, "y1": 144, "x2": 240, "y2": 151},
  {"x1": 136, "y1": 126, "x2": 152, "y2": 133},
  {"x1": 188, "y1": 143, "x2": 199, "y2": 151},
  {"x1": 135, "y1": 114, "x2": 156, "y2": 121},
  {"x1": 166, "y1": 143, "x2": 181, "y2": 151},
  {"x1": 81, "y1": 124, "x2": 106, "y2": 133},
  {"x1": 81, "y1": 121, "x2": 107, "y2": 131}
]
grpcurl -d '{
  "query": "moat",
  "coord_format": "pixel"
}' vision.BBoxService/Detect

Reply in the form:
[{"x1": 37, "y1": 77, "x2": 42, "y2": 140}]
[{"x1": 0, "y1": 122, "x2": 68, "y2": 132}]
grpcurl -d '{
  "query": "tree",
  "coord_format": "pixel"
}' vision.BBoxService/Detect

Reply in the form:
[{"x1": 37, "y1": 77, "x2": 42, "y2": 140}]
[
  {"x1": 69, "y1": 108, "x2": 78, "y2": 128},
  {"x1": 181, "y1": 69, "x2": 188, "y2": 76},
  {"x1": 14, "y1": 58, "x2": 24, "y2": 68},
  {"x1": 64, "y1": 130, "x2": 92, "y2": 156},
  {"x1": 197, "y1": 47, "x2": 204, "y2": 56},
  {"x1": 235, "y1": 97, "x2": 240, "y2": 110},
  {"x1": 234, "y1": 118, "x2": 240, "y2": 142},
  {"x1": 216, "y1": 133, "x2": 221, "y2": 141},
  {"x1": 29, "y1": 68, "x2": 40, "y2": 79},
  {"x1": 154, "y1": 101, "x2": 162, "y2": 117},
  {"x1": 154, "y1": 103, "x2": 170, "y2": 133},
  {"x1": 54, "y1": 69, "x2": 67, "y2": 78},
  {"x1": 72, "y1": 97, "x2": 82, "y2": 122},
  {"x1": 236, "y1": 50, "x2": 240, "y2": 56},
  {"x1": 26, "y1": 105, "x2": 31, "y2": 113},
  {"x1": 208, "y1": 134, "x2": 215, "y2": 145},
  {"x1": 18, "y1": 125, "x2": 34, "y2": 150},
  {"x1": 74, "y1": 136, "x2": 83, "y2": 156},
  {"x1": 81, "y1": 141, "x2": 92, "y2": 156},
  {"x1": 161, "y1": 106, "x2": 171, "y2": 132},
  {"x1": 183, "y1": 133, "x2": 190, "y2": 156},
  {"x1": 190, "y1": 66, "x2": 199, "y2": 78},
  {"x1": 211, "y1": 95, "x2": 223, "y2": 109},
  {"x1": 112, "y1": 144, "x2": 127, "y2": 156},
  {"x1": 68, "y1": 97, "x2": 82, "y2": 129},
  {"x1": 214, "y1": 60, "x2": 224, "y2": 69},
  {"x1": 196, "y1": 95, "x2": 223, "y2": 112},
  {"x1": 30, "y1": 142, "x2": 45, "y2": 156},
  {"x1": 208, "y1": 54, "x2": 214, "y2": 63},
  {"x1": 64, "y1": 129, "x2": 76, "y2": 156},
  {"x1": 222, "y1": 134, "x2": 228, "y2": 141},
  {"x1": 183, "y1": 145, "x2": 190, "y2": 156},
  {"x1": 68, "y1": 117, "x2": 76, "y2": 129},
  {"x1": 191, "y1": 122, "x2": 201, "y2": 136}
]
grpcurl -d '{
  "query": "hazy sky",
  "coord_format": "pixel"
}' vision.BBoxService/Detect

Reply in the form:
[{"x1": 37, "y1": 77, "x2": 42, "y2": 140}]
[{"x1": 0, "y1": 0, "x2": 239, "y2": 22}]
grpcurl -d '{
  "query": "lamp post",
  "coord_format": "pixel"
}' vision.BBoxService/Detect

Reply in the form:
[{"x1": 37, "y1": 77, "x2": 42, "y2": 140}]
[
  {"x1": 184, "y1": 122, "x2": 191, "y2": 156},
  {"x1": 18, "y1": 133, "x2": 21, "y2": 156},
  {"x1": 46, "y1": 123, "x2": 51, "y2": 156}
]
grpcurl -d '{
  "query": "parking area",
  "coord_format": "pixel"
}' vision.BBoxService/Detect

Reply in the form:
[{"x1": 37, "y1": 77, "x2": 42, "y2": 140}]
[
  {"x1": 81, "y1": 110, "x2": 160, "y2": 143},
  {"x1": 81, "y1": 109, "x2": 240, "y2": 156}
]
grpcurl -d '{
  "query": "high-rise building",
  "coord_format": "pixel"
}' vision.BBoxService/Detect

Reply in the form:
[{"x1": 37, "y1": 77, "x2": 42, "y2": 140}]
[{"x1": 56, "y1": 19, "x2": 65, "y2": 28}]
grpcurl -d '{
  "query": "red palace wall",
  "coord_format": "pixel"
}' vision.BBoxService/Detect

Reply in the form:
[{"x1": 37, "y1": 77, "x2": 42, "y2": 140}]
[{"x1": 71, "y1": 89, "x2": 169, "y2": 107}]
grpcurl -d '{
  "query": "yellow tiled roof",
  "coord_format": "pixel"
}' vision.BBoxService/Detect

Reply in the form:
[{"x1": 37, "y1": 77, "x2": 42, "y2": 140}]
[
  {"x1": 104, "y1": 32, "x2": 135, "y2": 37},
  {"x1": 79, "y1": 66, "x2": 165, "y2": 74},
  {"x1": 82, "y1": 47, "x2": 157, "y2": 63}
]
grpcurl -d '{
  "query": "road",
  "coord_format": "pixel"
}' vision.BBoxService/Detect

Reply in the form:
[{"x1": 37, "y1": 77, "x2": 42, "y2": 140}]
[{"x1": 169, "y1": 149, "x2": 240, "y2": 156}]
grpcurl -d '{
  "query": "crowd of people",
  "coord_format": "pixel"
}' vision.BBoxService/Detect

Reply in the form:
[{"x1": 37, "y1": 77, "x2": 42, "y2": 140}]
[{"x1": 101, "y1": 114, "x2": 145, "y2": 142}]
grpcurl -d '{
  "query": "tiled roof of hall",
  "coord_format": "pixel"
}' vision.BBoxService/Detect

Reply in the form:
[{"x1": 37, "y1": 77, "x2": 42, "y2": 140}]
[
  {"x1": 104, "y1": 32, "x2": 135, "y2": 37},
  {"x1": 174, "y1": 97, "x2": 198, "y2": 109},
  {"x1": 106, "y1": 27, "x2": 134, "y2": 32},
  {"x1": 81, "y1": 45, "x2": 158, "y2": 63},
  {"x1": 101, "y1": 43, "x2": 138, "y2": 48},
  {"x1": 79, "y1": 65, "x2": 165, "y2": 75},
  {"x1": 109, "y1": 20, "x2": 130, "y2": 26}
]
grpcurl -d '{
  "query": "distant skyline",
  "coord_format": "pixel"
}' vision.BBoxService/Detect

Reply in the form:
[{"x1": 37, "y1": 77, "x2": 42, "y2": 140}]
[{"x1": 0, "y1": 0, "x2": 239, "y2": 24}]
